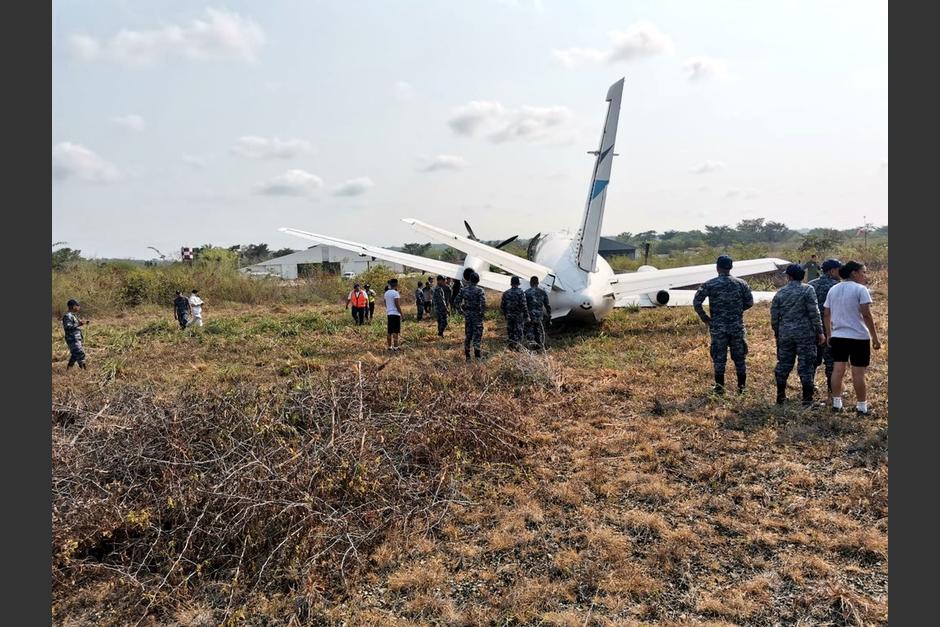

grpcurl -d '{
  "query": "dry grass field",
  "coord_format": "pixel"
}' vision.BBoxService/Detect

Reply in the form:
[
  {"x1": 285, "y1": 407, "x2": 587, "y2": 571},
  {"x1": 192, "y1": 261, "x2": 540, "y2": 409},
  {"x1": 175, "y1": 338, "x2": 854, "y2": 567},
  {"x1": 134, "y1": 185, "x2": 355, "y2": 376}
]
[{"x1": 51, "y1": 271, "x2": 888, "y2": 626}]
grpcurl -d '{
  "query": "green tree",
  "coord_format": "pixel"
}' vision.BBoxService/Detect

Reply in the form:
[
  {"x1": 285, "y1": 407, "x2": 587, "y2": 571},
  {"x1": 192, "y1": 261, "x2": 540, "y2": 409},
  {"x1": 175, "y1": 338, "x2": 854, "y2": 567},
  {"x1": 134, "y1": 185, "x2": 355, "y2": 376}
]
[
  {"x1": 763, "y1": 220, "x2": 790, "y2": 242},
  {"x1": 735, "y1": 218, "x2": 766, "y2": 242},
  {"x1": 52, "y1": 247, "x2": 83, "y2": 271},
  {"x1": 400, "y1": 242, "x2": 432, "y2": 257},
  {"x1": 196, "y1": 247, "x2": 238, "y2": 268},
  {"x1": 705, "y1": 225, "x2": 734, "y2": 246}
]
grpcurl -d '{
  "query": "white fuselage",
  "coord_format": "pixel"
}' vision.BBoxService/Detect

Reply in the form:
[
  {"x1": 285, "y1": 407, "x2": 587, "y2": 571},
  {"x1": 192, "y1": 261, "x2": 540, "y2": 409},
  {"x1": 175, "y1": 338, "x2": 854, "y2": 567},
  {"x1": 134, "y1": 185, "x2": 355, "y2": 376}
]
[{"x1": 463, "y1": 231, "x2": 617, "y2": 323}]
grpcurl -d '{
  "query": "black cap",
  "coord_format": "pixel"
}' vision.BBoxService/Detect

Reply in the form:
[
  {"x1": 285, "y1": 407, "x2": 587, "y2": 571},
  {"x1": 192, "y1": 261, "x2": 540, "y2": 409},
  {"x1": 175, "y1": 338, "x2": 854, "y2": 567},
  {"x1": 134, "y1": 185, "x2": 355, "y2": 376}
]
[
  {"x1": 67, "y1": 299, "x2": 79, "y2": 308},
  {"x1": 510, "y1": 276, "x2": 520, "y2": 286},
  {"x1": 716, "y1": 255, "x2": 733, "y2": 270},
  {"x1": 821, "y1": 258, "x2": 842, "y2": 272},
  {"x1": 785, "y1": 263, "x2": 805, "y2": 281},
  {"x1": 191, "y1": 289, "x2": 198, "y2": 293}
]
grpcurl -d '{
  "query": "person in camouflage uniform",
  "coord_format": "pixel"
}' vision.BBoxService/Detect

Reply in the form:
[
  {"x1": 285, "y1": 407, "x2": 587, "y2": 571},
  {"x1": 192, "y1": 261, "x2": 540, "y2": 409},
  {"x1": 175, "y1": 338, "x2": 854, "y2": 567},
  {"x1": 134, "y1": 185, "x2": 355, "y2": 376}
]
[
  {"x1": 693, "y1": 255, "x2": 754, "y2": 394},
  {"x1": 432, "y1": 275, "x2": 450, "y2": 337},
  {"x1": 500, "y1": 276, "x2": 528, "y2": 350},
  {"x1": 525, "y1": 276, "x2": 551, "y2": 351},
  {"x1": 771, "y1": 264, "x2": 827, "y2": 406},
  {"x1": 453, "y1": 271, "x2": 486, "y2": 361},
  {"x1": 414, "y1": 282, "x2": 426, "y2": 321},
  {"x1": 808, "y1": 259, "x2": 842, "y2": 398},
  {"x1": 62, "y1": 299, "x2": 88, "y2": 370}
]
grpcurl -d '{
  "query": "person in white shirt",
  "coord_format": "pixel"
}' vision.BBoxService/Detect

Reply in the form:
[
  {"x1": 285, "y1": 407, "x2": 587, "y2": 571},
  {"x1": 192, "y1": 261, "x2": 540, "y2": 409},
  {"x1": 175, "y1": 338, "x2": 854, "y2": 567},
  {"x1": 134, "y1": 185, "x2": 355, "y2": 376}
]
[
  {"x1": 384, "y1": 278, "x2": 402, "y2": 351},
  {"x1": 823, "y1": 261, "x2": 882, "y2": 415},
  {"x1": 188, "y1": 289, "x2": 205, "y2": 327}
]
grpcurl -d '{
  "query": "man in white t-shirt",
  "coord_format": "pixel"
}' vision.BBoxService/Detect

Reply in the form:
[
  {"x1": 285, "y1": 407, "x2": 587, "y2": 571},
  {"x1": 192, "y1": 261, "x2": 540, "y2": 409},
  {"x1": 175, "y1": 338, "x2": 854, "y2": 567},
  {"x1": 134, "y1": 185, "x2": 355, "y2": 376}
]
[
  {"x1": 384, "y1": 278, "x2": 402, "y2": 351},
  {"x1": 188, "y1": 289, "x2": 205, "y2": 327},
  {"x1": 823, "y1": 261, "x2": 882, "y2": 415}
]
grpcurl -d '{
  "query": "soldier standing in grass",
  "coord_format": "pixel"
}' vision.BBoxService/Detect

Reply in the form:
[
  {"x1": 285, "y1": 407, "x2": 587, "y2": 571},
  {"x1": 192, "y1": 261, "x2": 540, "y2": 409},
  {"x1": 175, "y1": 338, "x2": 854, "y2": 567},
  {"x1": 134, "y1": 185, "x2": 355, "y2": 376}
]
[
  {"x1": 525, "y1": 276, "x2": 551, "y2": 351},
  {"x1": 693, "y1": 255, "x2": 754, "y2": 394},
  {"x1": 803, "y1": 254, "x2": 821, "y2": 282},
  {"x1": 771, "y1": 264, "x2": 826, "y2": 406},
  {"x1": 415, "y1": 281, "x2": 426, "y2": 321},
  {"x1": 432, "y1": 275, "x2": 450, "y2": 337},
  {"x1": 454, "y1": 271, "x2": 485, "y2": 361},
  {"x1": 63, "y1": 299, "x2": 88, "y2": 370},
  {"x1": 500, "y1": 276, "x2": 528, "y2": 350},
  {"x1": 808, "y1": 259, "x2": 842, "y2": 397},
  {"x1": 173, "y1": 290, "x2": 191, "y2": 329}
]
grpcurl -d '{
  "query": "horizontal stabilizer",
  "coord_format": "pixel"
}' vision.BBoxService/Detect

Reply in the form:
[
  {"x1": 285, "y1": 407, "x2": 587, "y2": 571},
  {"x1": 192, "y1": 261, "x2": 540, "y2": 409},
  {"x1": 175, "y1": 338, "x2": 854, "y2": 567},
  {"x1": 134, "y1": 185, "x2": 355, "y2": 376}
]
[
  {"x1": 402, "y1": 218, "x2": 561, "y2": 289},
  {"x1": 278, "y1": 227, "x2": 512, "y2": 292}
]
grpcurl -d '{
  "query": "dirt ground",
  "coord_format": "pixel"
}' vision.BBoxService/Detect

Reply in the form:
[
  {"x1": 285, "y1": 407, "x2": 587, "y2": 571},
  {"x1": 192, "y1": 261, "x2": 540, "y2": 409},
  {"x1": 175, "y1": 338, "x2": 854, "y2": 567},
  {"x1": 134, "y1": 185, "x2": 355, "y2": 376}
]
[{"x1": 52, "y1": 273, "x2": 888, "y2": 626}]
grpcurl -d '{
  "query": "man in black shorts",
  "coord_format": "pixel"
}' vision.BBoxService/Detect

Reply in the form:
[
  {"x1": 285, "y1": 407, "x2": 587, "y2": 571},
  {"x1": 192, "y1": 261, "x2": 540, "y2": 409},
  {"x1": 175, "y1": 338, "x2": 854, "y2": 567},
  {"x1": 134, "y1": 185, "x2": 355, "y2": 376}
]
[
  {"x1": 823, "y1": 261, "x2": 882, "y2": 415},
  {"x1": 384, "y1": 278, "x2": 402, "y2": 351}
]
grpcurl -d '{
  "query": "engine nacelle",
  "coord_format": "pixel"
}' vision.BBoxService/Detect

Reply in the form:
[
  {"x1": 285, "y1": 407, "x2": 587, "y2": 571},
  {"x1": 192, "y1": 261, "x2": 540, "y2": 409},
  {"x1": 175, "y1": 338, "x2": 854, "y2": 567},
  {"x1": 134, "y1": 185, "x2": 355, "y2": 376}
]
[{"x1": 648, "y1": 290, "x2": 670, "y2": 306}]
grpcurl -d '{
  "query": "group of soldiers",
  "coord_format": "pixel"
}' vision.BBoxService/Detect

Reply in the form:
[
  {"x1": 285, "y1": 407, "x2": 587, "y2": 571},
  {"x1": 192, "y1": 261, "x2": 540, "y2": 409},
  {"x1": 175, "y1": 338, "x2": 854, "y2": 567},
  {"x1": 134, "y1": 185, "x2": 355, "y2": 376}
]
[
  {"x1": 693, "y1": 254, "x2": 881, "y2": 414},
  {"x1": 406, "y1": 269, "x2": 551, "y2": 361}
]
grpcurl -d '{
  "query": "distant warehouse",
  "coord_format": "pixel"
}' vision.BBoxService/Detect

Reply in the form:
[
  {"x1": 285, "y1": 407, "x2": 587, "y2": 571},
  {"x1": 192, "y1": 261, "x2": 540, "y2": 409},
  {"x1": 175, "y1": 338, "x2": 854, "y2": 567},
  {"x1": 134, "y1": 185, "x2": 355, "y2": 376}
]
[
  {"x1": 240, "y1": 245, "x2": 404, "y2": 280},
  {"x1": 598, "y1": 237, "x2": 637, "y2": 261}
]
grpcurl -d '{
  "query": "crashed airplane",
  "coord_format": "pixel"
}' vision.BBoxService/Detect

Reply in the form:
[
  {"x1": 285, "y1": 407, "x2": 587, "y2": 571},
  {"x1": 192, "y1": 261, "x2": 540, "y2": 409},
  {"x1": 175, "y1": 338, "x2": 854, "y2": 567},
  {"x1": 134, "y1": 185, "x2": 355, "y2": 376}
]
[{"x1": 281, "y1": 78, "x2": 788, "y2": 323}]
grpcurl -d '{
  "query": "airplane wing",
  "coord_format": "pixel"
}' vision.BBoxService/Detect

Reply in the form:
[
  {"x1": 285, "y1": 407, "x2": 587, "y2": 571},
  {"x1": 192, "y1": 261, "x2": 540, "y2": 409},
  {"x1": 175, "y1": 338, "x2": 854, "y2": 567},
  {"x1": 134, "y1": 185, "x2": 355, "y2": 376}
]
[
  {"x1": 279, "y1": 227, "x2": 512, "y2": 292},
  {"x1": 610, "y1": 258, "x2": 788, "y2": 300},
  {"x1": 402, "y1": 218, "x2": 563, "y2": 290},
  {"x1": 615, "y1": 289, "x2": 777, "y2": 308}
]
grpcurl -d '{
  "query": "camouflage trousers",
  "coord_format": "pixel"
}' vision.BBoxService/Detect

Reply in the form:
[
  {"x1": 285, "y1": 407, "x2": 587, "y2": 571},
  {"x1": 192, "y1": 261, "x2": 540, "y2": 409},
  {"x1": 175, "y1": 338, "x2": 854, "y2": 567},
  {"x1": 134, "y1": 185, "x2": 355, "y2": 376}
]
[
  {"x1": 814, "y1": 342, "x2": 836, "y2": 390},
  {"x1": 526, "y1": 316, "x2": 546, "y2": 350},
  {"x1": 775, "y1": 335, "x2": 818, "y2": 387},
  {"x1": 436, "y1": 311, "x2": 448, "y2": 336},
  {"x1": 463, "y1": 315, "x2": 484, "y2": 351},
  {"x1": 506, "y1": 314, "x2": 526, "y2": 349},
  {"x1": 710, "y1": 330, "x2": 747, "y2": 376},
  {"x1": 66, "y1": 338, "x2": 86, "y2": 366}
]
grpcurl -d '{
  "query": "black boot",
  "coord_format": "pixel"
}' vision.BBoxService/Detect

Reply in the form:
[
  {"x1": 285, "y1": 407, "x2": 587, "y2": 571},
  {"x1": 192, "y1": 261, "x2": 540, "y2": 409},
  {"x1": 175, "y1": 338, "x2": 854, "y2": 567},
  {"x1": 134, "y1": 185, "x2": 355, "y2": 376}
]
[
  {"x1": 465, "y1": 350, "x2": 471, "y2": 362},
  {"x1": 79, "y1": 362, "x2": 86, "y2": 370},
  {"x1": 801, "y1": 384, "x2": 814, "y2": 407},
  {"x1": 474, "y1": 348, "x2": 482, "y2": 360},
  {"x1": 713, "y1": 373, "x2": 725, "y2": 395},
  {"x1": 776, "y1": 383, "x2": 786, "y2": 405},
  {"x1": 737, "y1": 371, "x2": 747, "y2": 393}
]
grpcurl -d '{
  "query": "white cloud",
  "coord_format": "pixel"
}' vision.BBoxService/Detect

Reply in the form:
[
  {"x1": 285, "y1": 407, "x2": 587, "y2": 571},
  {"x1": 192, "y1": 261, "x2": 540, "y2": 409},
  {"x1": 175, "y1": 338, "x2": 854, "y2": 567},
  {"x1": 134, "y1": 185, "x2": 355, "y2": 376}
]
[
  {"x1": 255, "y1": 170, "x2": 323, "y2": 196},
  {"x1": 332, "y1": 177, "x2": 374, "y2": 197},
  {"x1": 725, "y1": 187, "x2": 759, "y2": 199},
  {"x1": 52, "y1": 142, "x2": 120, "y2": 183},
  {"x1": 394, "y1": 80, "x2": 416, "y2": 102},
  {"x1": 691, "y1": 160, "x2": 726, "y2": 174},
  {"x1": 68, "y1": 34, "x2": 101, "y2": 61},
  {"x1": 553, "y1": 21, "x2": 675, "y2": 67},
  {"x1": 448, "y1": 101, "x2": 573, "y2": 143},
  {"x1": 111, "y1": 114, "x2": 146, "y2": 131},
  {"x1": 231, "y1": 136, "x2": 314, "y2": 159},
  {"x1": 683, "y1": 56, "x2": 731, "y2": 82},
  {"x1": 68, "y1": 8, "x2": 265, "y2": 68},
  {"x1": 419, "y1": 155, "x2": 468, "y2": 172},
  {"x1": 181, "y1": 154, "x2": 208, "y2": 168}
]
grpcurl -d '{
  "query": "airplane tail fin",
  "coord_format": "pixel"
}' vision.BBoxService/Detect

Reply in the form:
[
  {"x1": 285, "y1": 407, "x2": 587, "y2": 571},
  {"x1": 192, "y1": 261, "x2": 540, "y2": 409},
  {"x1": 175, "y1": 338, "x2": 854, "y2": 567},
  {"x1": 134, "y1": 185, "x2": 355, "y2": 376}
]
[{"x1": 575, "y1": 78, "x2": 624, "y2": 273}]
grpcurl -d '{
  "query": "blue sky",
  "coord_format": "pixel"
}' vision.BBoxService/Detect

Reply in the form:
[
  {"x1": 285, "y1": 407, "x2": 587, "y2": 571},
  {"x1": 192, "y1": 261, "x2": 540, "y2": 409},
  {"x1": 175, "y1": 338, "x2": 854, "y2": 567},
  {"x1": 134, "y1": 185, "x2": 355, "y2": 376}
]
[{"x1": 52, "y1": 0, "x2": 887, "y2": 259}]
